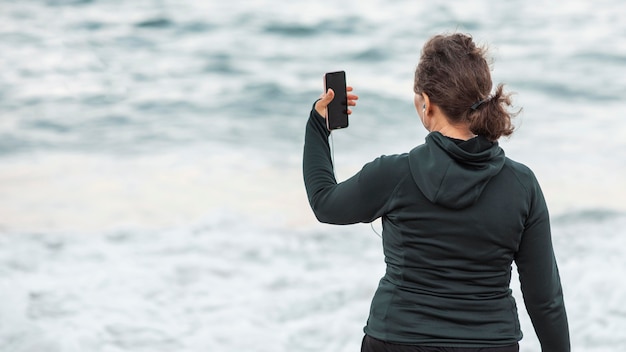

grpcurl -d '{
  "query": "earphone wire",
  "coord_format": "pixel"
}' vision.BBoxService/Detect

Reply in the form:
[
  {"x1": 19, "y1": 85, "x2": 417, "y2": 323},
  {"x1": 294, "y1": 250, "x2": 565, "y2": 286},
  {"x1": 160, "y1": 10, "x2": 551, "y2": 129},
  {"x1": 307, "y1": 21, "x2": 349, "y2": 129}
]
[
  {"x1": 329, "y1": 131, "x2": 335, "y2": 167},
  {"x1": 370, "y1": 221, "x2": 382, "y2": 238}
]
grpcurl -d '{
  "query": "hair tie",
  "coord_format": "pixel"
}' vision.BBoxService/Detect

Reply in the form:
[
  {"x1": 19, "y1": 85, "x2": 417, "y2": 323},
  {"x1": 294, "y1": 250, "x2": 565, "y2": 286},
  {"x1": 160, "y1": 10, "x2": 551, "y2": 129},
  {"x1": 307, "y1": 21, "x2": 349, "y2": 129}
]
[{"x1": 470, "y1": 99, "x2": 485, "y2": 111}]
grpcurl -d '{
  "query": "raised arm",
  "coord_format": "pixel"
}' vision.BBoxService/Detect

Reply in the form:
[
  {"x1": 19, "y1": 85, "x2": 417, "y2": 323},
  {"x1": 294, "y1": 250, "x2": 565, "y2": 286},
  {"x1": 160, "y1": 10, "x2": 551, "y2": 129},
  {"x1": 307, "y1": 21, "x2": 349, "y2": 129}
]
[{"x1": 302, "y1": 88, "x2": 401, "y2": 225}]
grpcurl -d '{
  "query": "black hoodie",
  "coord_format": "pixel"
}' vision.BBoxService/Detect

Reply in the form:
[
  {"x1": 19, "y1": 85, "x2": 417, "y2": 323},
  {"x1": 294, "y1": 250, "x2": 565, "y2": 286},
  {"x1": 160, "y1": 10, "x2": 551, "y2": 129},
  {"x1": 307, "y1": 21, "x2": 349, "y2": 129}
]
[{"x1": 303, "y1": 107, "x2": 570, "y2": 350}]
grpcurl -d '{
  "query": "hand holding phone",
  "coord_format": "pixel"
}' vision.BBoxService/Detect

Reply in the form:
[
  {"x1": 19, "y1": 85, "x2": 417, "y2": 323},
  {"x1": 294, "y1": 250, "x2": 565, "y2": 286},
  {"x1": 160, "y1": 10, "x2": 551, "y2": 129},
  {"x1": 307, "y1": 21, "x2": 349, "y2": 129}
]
[{"x1": 315, "y1": 71, "x2": 358, "y2": 131}]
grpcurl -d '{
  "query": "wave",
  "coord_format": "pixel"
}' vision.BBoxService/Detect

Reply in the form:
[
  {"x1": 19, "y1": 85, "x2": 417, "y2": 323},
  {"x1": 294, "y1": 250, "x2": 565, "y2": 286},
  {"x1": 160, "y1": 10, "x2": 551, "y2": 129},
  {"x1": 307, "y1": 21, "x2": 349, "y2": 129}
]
[
  {"x1": 552, "y1": 208, "x2": 625, "y2": 225},
  {"x1": 135, "y1": 18, "x2": 173, "y2": 29}
]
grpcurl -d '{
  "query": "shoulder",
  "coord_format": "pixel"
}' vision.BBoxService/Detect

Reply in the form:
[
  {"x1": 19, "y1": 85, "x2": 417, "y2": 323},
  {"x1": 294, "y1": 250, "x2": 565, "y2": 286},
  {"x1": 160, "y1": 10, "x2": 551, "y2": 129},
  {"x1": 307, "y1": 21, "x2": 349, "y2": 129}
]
[
  {"x1": 359, "y1": 153, "x2": 411, "y2": 183},
  {"x1": 364, "y1": 153, "x2": 410, "y2": 171},
  {"x1": 502, "y1": 157, "x2": 541, "y2": 192},
  {"x1": 504, "y1": 157, "x2": 532, "y2": 174}
]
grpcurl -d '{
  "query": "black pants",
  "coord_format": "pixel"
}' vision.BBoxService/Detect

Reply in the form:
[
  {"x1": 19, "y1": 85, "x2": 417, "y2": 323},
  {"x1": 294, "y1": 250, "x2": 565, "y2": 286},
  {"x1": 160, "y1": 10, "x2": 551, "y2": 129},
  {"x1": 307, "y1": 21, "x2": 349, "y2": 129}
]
[{"x1": 361, "y1": 335, "x2": 519, "y2": 352}]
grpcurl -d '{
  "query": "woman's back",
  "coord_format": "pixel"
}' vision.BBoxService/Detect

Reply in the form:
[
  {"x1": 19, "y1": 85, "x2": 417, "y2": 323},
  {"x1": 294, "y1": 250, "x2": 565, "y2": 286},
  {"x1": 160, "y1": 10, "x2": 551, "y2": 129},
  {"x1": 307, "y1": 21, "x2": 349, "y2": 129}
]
[{"x1": 362, "y1": 133, "x2": 547, "y2": 345}]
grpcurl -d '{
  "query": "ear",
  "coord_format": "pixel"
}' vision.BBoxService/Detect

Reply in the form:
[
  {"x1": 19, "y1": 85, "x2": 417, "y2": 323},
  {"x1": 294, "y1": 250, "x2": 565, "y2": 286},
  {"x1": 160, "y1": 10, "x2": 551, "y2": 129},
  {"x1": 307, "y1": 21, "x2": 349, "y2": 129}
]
[{"x1": 421, "y1": 92, "x2": 431, "y2": 115}]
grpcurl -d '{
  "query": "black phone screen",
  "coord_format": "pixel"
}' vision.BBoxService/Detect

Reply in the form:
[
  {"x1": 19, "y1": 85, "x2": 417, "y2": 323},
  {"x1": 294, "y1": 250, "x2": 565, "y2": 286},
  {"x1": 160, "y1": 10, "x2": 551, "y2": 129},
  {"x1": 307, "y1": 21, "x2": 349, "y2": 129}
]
[{"x1": 324, "y1": 71, "x2": 348, "y2": 130}]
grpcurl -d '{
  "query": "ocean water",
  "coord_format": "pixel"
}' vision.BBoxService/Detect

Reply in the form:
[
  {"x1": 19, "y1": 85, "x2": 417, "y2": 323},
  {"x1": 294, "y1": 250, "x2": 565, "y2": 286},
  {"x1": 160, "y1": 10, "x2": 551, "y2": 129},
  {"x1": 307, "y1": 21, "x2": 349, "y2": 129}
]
[{"x1": 1, "y1": 0, "x2": 625, "y2": 351}]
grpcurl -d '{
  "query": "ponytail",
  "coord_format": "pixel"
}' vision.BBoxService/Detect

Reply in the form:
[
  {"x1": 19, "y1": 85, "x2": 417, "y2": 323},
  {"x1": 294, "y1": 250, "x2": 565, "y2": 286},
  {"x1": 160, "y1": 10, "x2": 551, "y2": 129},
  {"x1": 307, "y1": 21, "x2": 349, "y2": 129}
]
[
  {"x1": 415, "y1": 34, "x2": 521, "y2": 141},
  {"x1": 467, "y1": 83, "x2": 519, "y2": 141}
]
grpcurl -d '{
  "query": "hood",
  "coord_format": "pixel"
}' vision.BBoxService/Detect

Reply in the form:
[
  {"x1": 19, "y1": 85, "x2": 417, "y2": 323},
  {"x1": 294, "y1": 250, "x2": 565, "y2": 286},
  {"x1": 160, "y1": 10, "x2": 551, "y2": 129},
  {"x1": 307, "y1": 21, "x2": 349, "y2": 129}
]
[{"x1": 408, "y1": 132, "x2": 505, "y2": 209}]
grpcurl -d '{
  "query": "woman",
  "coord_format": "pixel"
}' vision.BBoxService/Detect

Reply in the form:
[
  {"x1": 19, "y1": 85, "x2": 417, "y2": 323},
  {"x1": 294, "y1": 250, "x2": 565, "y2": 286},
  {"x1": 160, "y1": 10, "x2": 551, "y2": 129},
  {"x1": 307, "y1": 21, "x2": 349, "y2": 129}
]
[{"x1": 302, "y1": 33, "x2": 570, "y2": 351}]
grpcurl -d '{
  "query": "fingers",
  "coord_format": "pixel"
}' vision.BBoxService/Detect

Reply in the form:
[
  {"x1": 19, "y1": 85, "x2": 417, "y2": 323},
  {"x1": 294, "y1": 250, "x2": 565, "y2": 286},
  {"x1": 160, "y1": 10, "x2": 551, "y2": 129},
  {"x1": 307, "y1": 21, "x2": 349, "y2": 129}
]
[
  {"x1": 315, "y1": 84, "x2": 358, "y2": 117},
  {"x1": 347, "y1": 86, "x2": 358, "y2": 105},
  {"x1": 347, "y1": 86, "x2": 357, "y2": 115}
]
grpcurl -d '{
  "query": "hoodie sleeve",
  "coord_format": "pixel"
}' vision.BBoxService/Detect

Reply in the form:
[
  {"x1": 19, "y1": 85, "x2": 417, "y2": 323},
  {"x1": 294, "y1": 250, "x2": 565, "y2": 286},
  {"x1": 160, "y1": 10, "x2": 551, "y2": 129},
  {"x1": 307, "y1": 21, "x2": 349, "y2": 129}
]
[
  {"x1": 515, "y1": 174, "x2": 570, "y2": 351},
  {"x1": 302, "y1": 105, "x2": 400, "y2": 225}
]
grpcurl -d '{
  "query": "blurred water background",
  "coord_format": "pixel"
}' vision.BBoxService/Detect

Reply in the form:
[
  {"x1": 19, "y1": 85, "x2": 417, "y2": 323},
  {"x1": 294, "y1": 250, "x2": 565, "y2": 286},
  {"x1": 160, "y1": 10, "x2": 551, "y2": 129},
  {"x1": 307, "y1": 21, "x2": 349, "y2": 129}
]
[{"x1": 1, "y1": 0, "x2": 625, "y2": 351}]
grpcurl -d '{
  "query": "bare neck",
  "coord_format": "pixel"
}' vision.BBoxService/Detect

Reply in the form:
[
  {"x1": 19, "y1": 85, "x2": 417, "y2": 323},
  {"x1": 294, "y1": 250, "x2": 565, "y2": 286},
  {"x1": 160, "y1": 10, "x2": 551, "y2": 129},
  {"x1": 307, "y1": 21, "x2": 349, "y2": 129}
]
[{"x1": 428, "y1": 111, "x2": 475, "y2": 141}]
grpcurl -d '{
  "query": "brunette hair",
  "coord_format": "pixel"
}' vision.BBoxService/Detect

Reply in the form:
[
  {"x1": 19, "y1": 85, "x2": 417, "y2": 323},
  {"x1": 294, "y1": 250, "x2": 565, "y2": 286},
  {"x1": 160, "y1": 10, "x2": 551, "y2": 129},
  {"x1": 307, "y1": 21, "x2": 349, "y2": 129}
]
[{"x1": 414, "y1": 33, "x2": 519, "y2": 141}]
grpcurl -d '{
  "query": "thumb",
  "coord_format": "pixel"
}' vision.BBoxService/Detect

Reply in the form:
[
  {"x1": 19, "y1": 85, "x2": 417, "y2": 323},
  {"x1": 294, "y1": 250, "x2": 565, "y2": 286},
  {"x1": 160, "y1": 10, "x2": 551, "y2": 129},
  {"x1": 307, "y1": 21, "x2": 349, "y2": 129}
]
[
  {"x1": 320, "y1": 88, "x2": 335, "y2": 105},
  {"x1": 315, "y1": 88, "x2": 335, "y2": 117}
]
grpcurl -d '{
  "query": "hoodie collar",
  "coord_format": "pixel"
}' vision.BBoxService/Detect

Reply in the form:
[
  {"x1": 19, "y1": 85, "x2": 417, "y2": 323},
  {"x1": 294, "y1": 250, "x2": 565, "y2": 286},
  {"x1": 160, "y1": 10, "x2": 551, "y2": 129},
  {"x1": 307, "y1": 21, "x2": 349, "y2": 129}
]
[{"x1": 408, "y1": 132, "x2": 505, "y2": 209}]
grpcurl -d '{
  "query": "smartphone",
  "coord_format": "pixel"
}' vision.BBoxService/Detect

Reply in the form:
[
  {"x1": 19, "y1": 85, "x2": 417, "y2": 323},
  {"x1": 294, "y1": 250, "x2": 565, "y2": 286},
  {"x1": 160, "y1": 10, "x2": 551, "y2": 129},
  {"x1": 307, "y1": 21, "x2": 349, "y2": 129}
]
[{"x1": 324, "y1": 71, "x2": 349, "y2": 130}]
